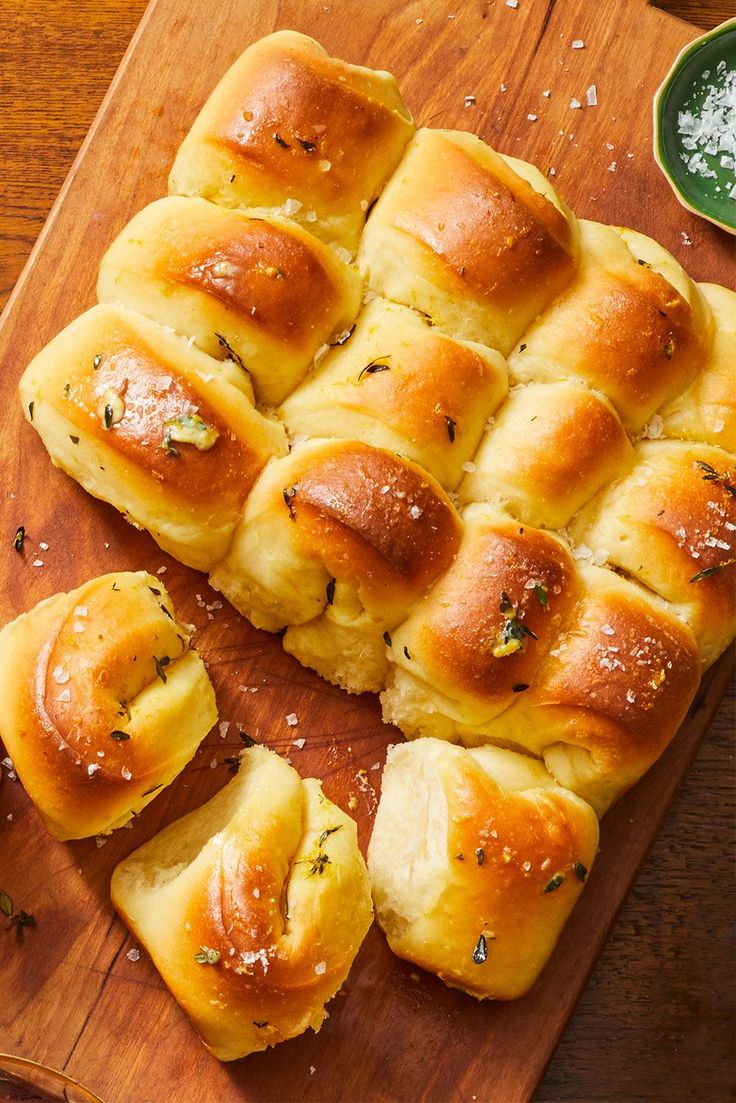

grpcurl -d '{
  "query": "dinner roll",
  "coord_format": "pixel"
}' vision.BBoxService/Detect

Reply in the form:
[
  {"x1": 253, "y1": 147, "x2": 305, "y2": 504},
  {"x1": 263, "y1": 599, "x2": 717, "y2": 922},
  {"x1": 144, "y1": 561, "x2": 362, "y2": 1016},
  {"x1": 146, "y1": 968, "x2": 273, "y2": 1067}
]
[
  {"x1": 111, "y1": 744, "x2": 372, "y2": 1061},
  {"x1": 0, "y1": 572, "x2": 216, "y2": 840},
  {"x1": 97, "y1": 196, "x2": 362, "y2": 405},
  {"x1": 358, "y1": 128, "x2": 580, "y2": 354},
  {"x1": 168, "y1": 30, "x2": 414, "y2": 255},
  {"x1": 368, "y1": 740, "x2": 599, "y2": 1000},
  {"x1": 570, "y1": 440, "x2": 736, "y2": 669},
  {"x1": 279, "y1": 298, "x2": 508, "y2": 488},
  {"x1": 659, "y1": 283, "x2": 736, "y2": 452},
  {"x1": 507, "y1": 220, "x2": 713, "y2": 431},
  {"x1": 18, "y1": 304, "x2": 287, "y2": 571},
  {"x1": 380, "y1": 508, "x2": 701, "y2": 813},
  {"x1": 209, "y1": 438, "x2": 462, "y2": 693},
  {"x1": 381, "y1": 503, "x2": 579, "y2": 738},
  {"x1": 458, "y1": 381, "x2": 633, "y2": 527}
]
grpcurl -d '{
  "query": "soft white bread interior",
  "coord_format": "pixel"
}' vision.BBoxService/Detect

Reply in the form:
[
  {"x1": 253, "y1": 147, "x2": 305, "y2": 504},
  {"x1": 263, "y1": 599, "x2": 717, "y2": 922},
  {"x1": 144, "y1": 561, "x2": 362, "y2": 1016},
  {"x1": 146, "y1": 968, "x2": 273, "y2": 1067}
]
[
  {"x1": 358, "y1": 128, "x2": 580, "y2": 354},
  {"x1": 111, "y1": 744, "x2": 372, "y2": 1061},
  {"x1": 168, "y1": 30, "x2": 415, "y2": 254},
  {"x1": 507, "y1": 220, "x2": 713, "y2": 431},
  {"x1": 280, "y1": 297, "x2": 508, "y2": 489},
  {"x1": 97, "y1": 196, "x2": 363, "y2": 405},
  {"x1": 0, "y1": 572, "x2": 216, "y2": 840},
  {"x1": 367, "y1": 739, "x2": 599, "y2": 1000},
  {"x1": 18, "y1": 303, "x2": 287, "y2": 572},
  {"x1": 208, "y1": 437, "x2": 462, "y2": 694}
]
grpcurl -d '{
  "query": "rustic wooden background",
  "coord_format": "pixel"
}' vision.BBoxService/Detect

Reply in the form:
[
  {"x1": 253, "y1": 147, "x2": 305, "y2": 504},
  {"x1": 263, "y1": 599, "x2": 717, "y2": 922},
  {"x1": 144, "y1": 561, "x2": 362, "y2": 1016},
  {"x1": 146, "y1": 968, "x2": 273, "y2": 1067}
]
[{"x1": 0, "y1": 1, "x2": 733, "y2": 1100}]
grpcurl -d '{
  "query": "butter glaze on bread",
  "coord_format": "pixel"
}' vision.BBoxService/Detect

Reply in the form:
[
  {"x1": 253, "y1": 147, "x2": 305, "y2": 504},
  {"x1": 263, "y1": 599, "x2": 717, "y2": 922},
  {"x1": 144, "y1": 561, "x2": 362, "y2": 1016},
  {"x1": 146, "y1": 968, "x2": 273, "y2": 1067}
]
[
  {"x1": 0, "y1": 572, "x2": 216, "y2": 840},
  {"x1": 111, "y1": 744, "x2": 372, "y2": 1061},
  {"x1": 18, "y1": 304, "x2": 287, "y2": 571},
  {"x1": 570, "y1": 440, "x2": 736, "y2": 669},
  {"x1": 280, "y1": 298, "x2": 508, "y2": 488},
  {"x1": 169, "y1": 30, "x2": 415, "y2": 254},
  {"x1": 507, "y1": 221, "x2": 712, "y2": 431},
  {"x1": 209, "y1": 438, "x2": 462, "y2": 693},
  {"x1": 380, "y1": 505, "x2": 701, "y2": 813},
  {"x1": 459, "y1": 380, "x2": 634, "y2": 528},
  {"x1": 97, "y1": 196, "x2": 363, "y2": 404},
  {"x1": 368, "y1": 741, "x2": 599, "y2": 999},
  {"x1": 359, "y1": 128, "x2": 580, "y2": 354}
]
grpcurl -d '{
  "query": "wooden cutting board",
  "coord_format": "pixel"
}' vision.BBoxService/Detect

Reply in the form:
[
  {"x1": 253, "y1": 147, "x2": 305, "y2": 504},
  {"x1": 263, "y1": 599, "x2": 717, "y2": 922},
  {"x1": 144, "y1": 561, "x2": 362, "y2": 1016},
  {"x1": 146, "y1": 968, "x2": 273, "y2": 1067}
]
[{"x1": 0, "y1": 1, "x2": 733, "y2": 1101}]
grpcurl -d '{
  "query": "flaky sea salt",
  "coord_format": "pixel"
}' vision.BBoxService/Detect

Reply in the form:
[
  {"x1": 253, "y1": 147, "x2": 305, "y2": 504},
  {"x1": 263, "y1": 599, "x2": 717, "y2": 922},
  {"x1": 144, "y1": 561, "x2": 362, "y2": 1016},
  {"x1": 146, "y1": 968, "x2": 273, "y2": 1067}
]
[
  {"x1": 126, "y1": 948, "x2": 140, "y2": 962},
  {"x1": 677, "y1": 66, "x2": 736, "y2": 186},
  {"x1": 286, "y1": 713, "x2": 298, "y2": 727},
  {"x1": 570, "y1": 98, "x2": 582, "y2": 110},
  {"x1": 586, "y1": 84, "x2": 598, "y2": 107}
]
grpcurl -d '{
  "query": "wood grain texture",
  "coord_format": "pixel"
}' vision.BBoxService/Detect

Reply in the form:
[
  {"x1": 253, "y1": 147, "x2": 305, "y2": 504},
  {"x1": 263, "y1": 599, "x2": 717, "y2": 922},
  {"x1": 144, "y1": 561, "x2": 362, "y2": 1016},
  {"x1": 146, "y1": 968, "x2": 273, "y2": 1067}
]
[{"x1": 0, "y1": 2, "x2": 733, "y2": 1101}]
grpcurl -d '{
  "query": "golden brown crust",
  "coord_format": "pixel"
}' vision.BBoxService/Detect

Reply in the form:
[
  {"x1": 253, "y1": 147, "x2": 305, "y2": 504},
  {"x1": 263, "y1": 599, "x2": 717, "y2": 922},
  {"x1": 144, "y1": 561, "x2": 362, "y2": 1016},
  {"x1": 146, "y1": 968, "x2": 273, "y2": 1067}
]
[
  {"x1": 528, "y1": 566, "x2": 701, "y2": 803},
  {"x1": 64, "y1": 332, "x2": 263, "y2": 511},
  {"x1": 508, "y1": 221, "x2": 711, "y2": 429},
  {"x1": 111, "y1": 746, "x2": 372, "y2": 1061},
  {"x1": 0, "y1": 572, "x2": 217, "y2": 839},
  {"x1": 168, "y1": 215, "x2": 349, "y2": 345},
  {"x1": 368, "y1": 741, "x2": 599, "y2": 1000},
  {"x1": 393, "y1": 134, "x2": 577, "y2": 311},
  {"x1": 287, "y1": 440, "x2": 463, "y2": 603},
  {"x1": 400, "y1": 508, "x2": 577, "y2": 707},
  {"x1": 460, "y1": 381, "x2": 633, "y2": 527},
  {"x1": 570, "y1": 441, "x2": 736, "y2": 668},
  {"x1": 214, "y1": 44, "x2": 409, "y2": 205}
]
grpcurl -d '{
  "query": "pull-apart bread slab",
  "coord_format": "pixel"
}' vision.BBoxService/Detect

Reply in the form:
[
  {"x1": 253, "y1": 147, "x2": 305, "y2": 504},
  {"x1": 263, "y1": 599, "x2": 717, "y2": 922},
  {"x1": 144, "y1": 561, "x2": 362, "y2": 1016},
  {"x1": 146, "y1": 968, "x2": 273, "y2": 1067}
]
[
  {"x1": 12, "y1": 28, "x2": 736, "y2": 1021},
  {"x1": 0, "y1": 572, "x2": 216, "y2": 839},
  {"x1": 111, "y1": 744, "x2": 372, "y2": 1060}
]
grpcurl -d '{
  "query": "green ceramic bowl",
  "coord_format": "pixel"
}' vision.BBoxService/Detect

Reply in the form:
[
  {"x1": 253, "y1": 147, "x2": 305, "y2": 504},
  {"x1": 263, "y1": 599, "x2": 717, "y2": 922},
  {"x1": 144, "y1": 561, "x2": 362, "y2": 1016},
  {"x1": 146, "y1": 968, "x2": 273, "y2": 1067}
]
[{"x1": 653, "y1": 18, "x2": 736, "y2": 234}]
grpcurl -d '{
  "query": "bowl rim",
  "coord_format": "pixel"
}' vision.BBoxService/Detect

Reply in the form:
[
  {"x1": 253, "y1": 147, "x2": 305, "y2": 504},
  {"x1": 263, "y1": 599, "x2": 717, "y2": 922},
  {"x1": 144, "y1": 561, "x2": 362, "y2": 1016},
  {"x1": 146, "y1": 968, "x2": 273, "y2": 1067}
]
[
  {"x1": 0, "y1": 1052, "x2": 105, "y2": 1103},
  {"x1": 652, "y1": 16, "x2": 736, "y2": 236}
]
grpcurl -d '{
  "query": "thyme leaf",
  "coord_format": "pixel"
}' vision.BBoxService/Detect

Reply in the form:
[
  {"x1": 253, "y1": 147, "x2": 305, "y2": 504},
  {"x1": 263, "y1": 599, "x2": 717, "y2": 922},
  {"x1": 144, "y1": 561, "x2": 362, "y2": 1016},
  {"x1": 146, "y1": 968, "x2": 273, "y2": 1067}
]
[
  {"x1": 215, "y1": 333, "x2": 248, "y2": 374},
  {"x1": 358, "y1": 357, "x2": 391, "y2": 380},
  {"x1": 110, "y1": 730, "x2": 131, "y2": 741},
  {"x1": 573, "y1": 861, "x2": 588, "y2": 882},
  {"x1": 154, "y1": 655, "x2": 170, "y2": 684},
  {"x1": 326, "y1": 578, "x2": 336, "y2": 605},
  {"x1": 544, "y1": 872, "x2": 565, "y2": 894},
  {"x1": 282, "y1": 485, "x2": 298, "y2": 521},
  {"x1": 445, "y1": 415, "x2": 457, "y2": 443},
  {"x1": 13, "y1": 526, "x2": 25, "y2": 554},
  {"x1": 194, "y1": 946, "x2": 220, "y2": 965},
  {"x1": 472, "y1": 933, "x2": 488, "y2": 965},
  {"x1": 318, "y1": 825, "x2": 342, "y2": 848}
]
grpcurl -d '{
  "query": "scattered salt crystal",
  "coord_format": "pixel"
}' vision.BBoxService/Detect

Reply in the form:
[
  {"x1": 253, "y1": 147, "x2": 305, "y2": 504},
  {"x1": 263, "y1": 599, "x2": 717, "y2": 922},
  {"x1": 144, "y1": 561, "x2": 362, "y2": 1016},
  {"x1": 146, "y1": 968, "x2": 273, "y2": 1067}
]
[
  {"x1": 56, "y1": 689, "x2": 71, "y2": 703},
  {"x1": 572, "y1": 39, "x2": 585, "y2": 48},
  {"x1": 318, "y1": 159, "x2": 332, "y2": 173},
  {"x1": 87, "y1": 763, "x2": 101, "y2": 776},
  {"x1": 73, "y1": 622, "x2": 86, "y2": 634},
  {"x1": 1, "y1": 756, "x2": 17, "y2": 781},
  {"x1": 292, "y1": 737, "x2": 306, "y2": 749},
  {"x1": 126, "y1": 948, "x2": 140, "y2": 962},
  {"x1": 282, "y1": 197, "x2": 302, "y2": 216},
  {"x1": 586, "y1": 84, "x2": 598, "y2": 107},
  {"x1": 253, "y1": 887, "x2": 260, "y2": 899},
  {"x1": 32, "y1": 559, "x2": 44, "y2": 568},
  {"x1": 314, "y1": 961, "x2": 327, "y2": 975},
  {"x1": 548, "y1": 167, "x2": 557, "y2": 177},
  {"x1": 642, "y1": 414, "x2": 664, "y2": 439},
  {"x1": 210, "y1": 758, "x2": 218, "y2": 769},
  {"x1": 505, "y1": 0, "x2": 518, "y2": 7},
  {"x1": 416, "y1": 16, "x2": 423, "y2": 23},
  {"x1": 39, "y1": 541, "x2": 49, "y2": 551},
  {"x1": 74, "y1": 605, "x2": 88, "y2": 617},
  {"x1": 310, "y1": 1067, "x2": 317, "y2": 1075},
  {"x1": 601, "y1": 624, "x2": 615, "y2": 636},
  {"x1": 500, "y1": 82, "x2": 507, "y2": 93},
  {"x1": 409, "y1": 505, "x2": 423, "y2": 519},
  {"x1": 462, "y1": 461, "x2": 476, "y2": 473},
  {"x1": 305, "y1": 209, "x2": 318, "y2": 222},
  {"x1": 681, "y1": 231, "x2": 692, "y2": 245},
  {"x1": 286, "y1": 713, "x2": 299, "y2": 727},
  {"x1": 219, "y1": 721, "x2": 230, "y2": 739},
  {"x1": 527, "y1": 113, "x2": 538, "y2": 122},
  {"x1": 464, "y1": 95, "x2": 476, "y2": 107},
  {"x1": 95, "y1": 836, "x2": 108, "y2": 848},
  {"x1": 121, "y1": 766, "x2": 132, "y2": 781},
  {"x1": 157, "y1": 566, "x2": 167, "y2": 575},
  {"x1": 52, "y1": 666, "x2": 69, "y2": 684},
  {"x1": 571, "y1": 543, "x2": 592, "y2": 560},
  {"x1": 333, "y1": 245, "x2": 352, "y2": 264},
  {"x1": 542, "y1": 89, "x2": 551, "y2": 98},
  {"x1": 605, "y1": 142, "x2": 614, "y2": 150},
  {"x1": 608, "y1": 161, "x2": 617, "y2": 172}
]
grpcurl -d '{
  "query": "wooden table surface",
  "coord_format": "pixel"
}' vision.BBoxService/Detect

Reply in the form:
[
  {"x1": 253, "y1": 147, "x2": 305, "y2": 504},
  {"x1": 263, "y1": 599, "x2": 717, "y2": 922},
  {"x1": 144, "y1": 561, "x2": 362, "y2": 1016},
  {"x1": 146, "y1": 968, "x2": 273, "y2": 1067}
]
[{"x1": 0, "y1": 1, "x2": 733, "y2": 1100}]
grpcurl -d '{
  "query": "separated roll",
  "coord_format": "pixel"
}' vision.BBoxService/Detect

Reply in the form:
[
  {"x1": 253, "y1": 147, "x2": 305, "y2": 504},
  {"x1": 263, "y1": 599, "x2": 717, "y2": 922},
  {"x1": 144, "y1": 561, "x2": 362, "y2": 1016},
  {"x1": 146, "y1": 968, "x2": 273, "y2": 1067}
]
[
  {"x1": 368, "y1": 740, "x2": 599, "y2": 999},
  {"x1": 111, "y1": 744, "x2": 372, "y2": 1061},
  {"x1": 0, "y1": 572, "x2": 216, "y2": 840},
  {"x1": 169, "y1": 30, "x2": 415, "y2": 254}
]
